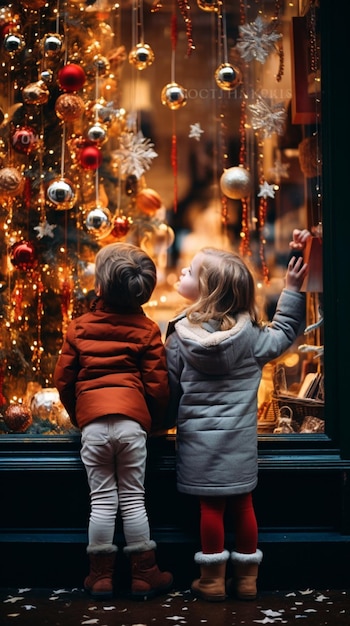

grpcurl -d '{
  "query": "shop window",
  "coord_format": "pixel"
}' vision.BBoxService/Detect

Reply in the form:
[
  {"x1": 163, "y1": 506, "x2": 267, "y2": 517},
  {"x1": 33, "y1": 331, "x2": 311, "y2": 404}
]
[{"x1": 0, "y1": 1, "x2": 322, "y2": 437}]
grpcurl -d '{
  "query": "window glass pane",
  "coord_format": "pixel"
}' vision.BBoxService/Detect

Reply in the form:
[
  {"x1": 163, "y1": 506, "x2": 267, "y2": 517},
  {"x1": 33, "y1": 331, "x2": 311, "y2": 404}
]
[{"x1": 0, "y1": 1, "x2": 322, "y2": 436}]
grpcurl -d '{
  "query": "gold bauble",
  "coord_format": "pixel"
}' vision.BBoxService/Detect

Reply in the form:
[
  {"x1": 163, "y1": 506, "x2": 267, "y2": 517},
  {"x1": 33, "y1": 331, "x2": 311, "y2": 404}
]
[
  {"x1": 215, "y1": 63, "x2": 242, "y2": 91},
  {"x1": 161, "y1": 83, "x2": 187, "y2": 110},
  {"x1": 129, "y1": 43, "x2": 155, "y2": 70},
  {"x1": 220, "y1": 167, "x2": 252, "y2": 199}
]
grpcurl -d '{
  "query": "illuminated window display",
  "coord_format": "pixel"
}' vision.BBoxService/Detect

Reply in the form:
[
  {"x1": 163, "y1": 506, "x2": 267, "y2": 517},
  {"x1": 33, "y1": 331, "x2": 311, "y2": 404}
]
[{"x1": 0, "y1": 0, "x2": 322, "y2": 436}]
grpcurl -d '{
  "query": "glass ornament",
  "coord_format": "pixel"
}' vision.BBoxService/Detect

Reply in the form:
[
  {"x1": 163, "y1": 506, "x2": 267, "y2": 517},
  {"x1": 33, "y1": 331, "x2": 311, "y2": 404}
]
[
  {"x1": 129, "y1": 43, "x2": 155, "y2": 70},
  {"x1": 3, "y1": 403, "x2": 33, "y2": 433},
  {"x1": 3, "y1": 32, "x2": 25, "y2": 54},
  {"x1": 10, "y1": 240, "x2": 37, "y2": 271},
  {"x1": 161, "y1": 82, "x2": 187, "y2": 110},
  {"x1": 0, "y1": 166, "x2": 24, "y2": 196},
  {"x1": 197, "y1": 0, "x2": 219, "y2": 10},
  {"x1": 135, "y1": 188, "x2": 162, "y2": 216},
  {"x1": 41, "y1": 33, "x2": 63, "y2": 58},
  {"x1": 79, "y1": 145, "x2": 102, "y2": 170},
  {"x1": 87, "y1": 122, "x2": 108, "y2": 144},
  {"x1": 215, "y1": 63, "x2": 242, "y2": 91},
  {"x1": 58, "y1": 63, "x2": 86, "y2": 92},
  {"x1": 11, "y1": 126, "x2": 40, "y2": 155},
  {"x1": 55, "y1": 93, "x2": 85, "y2": 122},
  {"x1": 110, "y1": 215, "x2": 132, "y2": 239},
  {"x1": 220, "y1": 167, "x2": 252, "y2": 200},
  {"x1": 85, "y1": 206, "x2": 112, "y2": 238},
  {"x1": 22, "y1": 80, "x2": 50, "y2": 105},
  {"x1": 47, "y1": 178, "x2": 76, "y2": 210},
  {"x1": 85, "y1": 54, "x2": 110, "y2": 77}
]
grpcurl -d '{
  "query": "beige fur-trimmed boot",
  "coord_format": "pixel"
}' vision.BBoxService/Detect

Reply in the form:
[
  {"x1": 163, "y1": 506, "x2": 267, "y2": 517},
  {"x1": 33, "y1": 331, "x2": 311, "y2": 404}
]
[
  {"x1": 191, "y1": 550, "x2": 230, "y2": 602},
  {"x1": 227, "y1": 549, "x2": 263, "y2": 600}
]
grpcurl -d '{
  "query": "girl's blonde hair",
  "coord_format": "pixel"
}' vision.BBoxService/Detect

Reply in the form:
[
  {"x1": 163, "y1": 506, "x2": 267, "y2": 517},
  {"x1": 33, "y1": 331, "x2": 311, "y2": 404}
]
[
  {"x1": 186, "y1": 247, "x2": 262, "y2": 330},
  {"x1": 95, "y1": 242, "x2": 157, "y2": 307}
]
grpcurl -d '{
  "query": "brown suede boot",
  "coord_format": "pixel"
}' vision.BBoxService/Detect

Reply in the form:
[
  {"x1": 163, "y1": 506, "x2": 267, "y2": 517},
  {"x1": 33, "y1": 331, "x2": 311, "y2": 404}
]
[
  {"x1": 191, "y1": 550, "x2": 229, "y2": 602},
  {"x1": 227, "y1": 549, "x2": 263, "y2": 600},
  {"x1": 124, "y1": 540, "x2": 173, "y2": 600},
  {"x1": 84, "y1": 545, "x2": 117, "y2": 600}
]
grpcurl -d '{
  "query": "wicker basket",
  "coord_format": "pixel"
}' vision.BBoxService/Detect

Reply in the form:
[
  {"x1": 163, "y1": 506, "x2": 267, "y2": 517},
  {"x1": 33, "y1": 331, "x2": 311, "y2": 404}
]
[{"x1": 272, "y1": 393, "x2": 324, "y2": 425}]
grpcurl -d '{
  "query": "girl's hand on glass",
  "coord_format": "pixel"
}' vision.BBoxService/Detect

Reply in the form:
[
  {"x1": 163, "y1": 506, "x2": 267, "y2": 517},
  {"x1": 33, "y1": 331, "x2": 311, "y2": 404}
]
[{"x1": 285, "y1": 256, "x2": 308, "y2": 292}]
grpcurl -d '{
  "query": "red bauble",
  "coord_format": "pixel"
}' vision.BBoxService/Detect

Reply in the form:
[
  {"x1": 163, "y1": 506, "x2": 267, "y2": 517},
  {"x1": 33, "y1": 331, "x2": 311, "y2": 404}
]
[
  {"x1": 10, "y1": 241, "x2": 37, "y2": 271},
  {"x1": 4, "y1": 403, "x2": 32, "y2": 433},
  {"x1": 79, "y1": 145, "x2": 102, "y2": 170},
  {"x1": 111, "y1": 215, "x2": 132, "y2": 239},
  {"x1": 12, "y1": 126, "x2": 39, "y2": 155},
  {"x1": 58, "y1": 64, "x2": 86, "y2": 92}
]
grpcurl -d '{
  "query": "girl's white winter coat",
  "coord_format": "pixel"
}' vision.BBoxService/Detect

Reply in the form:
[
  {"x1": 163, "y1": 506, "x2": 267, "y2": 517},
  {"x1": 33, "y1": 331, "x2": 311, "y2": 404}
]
[{"x1": 165, "y1": 289, "x2": 305, "y2": 497}]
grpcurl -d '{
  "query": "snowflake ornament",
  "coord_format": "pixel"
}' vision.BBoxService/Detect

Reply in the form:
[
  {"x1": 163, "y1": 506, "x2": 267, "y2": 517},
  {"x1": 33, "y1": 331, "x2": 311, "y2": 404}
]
[
  {"x1": 248, "y1": 95, "x2": 287, "y2": 138},
  {"x1": 34, "y1": 220, "x2": 57, "y2": 239},
  {"x1": 237, "y1": 15, "x2": 282, "y2": 64},
  {"x1": 112, "y1": 131, "x2": 158, "y2": 178},
  {"x1": 189, "y1": 122, "x2": 204, "y2": 141},
  {"x1": 258, "y1": 181, "x2": 275, "y2": 199},
  {"x1": 268, "y1": 158, "x2": 290, "y2": 183}
]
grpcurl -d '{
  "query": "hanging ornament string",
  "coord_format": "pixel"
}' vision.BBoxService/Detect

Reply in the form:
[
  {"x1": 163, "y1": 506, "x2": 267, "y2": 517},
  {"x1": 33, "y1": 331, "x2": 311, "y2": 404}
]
[
  {"x1": 238, "y1": 98, "x2": 251, "y2": 257},
  {"x1": 273, "y1": 0, "x2": 284, "y2": 82},
  {"x1": 308, "y1": 1, "x2": 322, "y2": 229},
  {"x1": 171, "y1": 12, "x2": 178, "y2": 212},
  {"x1": 176, "y1": 0, "x2": 194, "y2": 57},
  {"x1": 237, "y1": 0, "x2": 252, "y2": 258},
  {"x1": 217, "y1": 2, "x2": 229, "y2": 232}
]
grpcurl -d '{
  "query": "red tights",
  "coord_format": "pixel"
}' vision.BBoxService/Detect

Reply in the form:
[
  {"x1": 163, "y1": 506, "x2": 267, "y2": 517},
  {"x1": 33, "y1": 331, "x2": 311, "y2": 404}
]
[{"x1": 199, "y1": 493, "x2": 258, "y2": 555}]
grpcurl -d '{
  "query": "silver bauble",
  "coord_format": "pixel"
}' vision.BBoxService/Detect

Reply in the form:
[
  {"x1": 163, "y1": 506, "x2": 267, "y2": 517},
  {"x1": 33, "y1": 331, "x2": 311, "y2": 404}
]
[
  {"x1": 47, "y1": 178, "x2": 76, "y2": 210},
  {"x1": 220, "y1": 167, "x2": 252, "y2": 199},
  {"x1": 87, "y1": 122, "x2": 108, "y2": 143},
  {"x1": 85, "y1": 206, "x2": 112, "y2": 238}
]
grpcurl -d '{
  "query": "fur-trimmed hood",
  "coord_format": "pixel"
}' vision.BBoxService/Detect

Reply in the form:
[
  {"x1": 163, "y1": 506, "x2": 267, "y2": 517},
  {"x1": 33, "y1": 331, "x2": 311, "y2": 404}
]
[{"x1": 173, "y1": 313, "x2": 252, "y2": 375}]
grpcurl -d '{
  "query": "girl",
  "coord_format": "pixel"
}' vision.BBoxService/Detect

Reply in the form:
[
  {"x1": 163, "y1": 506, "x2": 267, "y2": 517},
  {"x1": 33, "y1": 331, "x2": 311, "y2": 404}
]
[{"x1": 165, "y1": 247, "x2": 307, "y2": 602}]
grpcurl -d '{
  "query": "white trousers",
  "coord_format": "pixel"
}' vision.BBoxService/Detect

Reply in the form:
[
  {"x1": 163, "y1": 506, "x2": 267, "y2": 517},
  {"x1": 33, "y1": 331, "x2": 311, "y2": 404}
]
[{"x1": 80, "y1": 417, "x2": 150, "y2": 549}]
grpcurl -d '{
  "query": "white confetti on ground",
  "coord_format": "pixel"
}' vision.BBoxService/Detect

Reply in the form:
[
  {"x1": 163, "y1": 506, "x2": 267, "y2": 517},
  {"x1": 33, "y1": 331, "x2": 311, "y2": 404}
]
[{"x1": 4, "y1": 597, "x2": 24, "y2": 604}]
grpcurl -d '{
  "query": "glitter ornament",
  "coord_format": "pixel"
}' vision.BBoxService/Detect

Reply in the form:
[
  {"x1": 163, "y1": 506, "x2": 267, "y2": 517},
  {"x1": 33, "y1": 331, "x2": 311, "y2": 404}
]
[
  {"x1": 10, "y1": 240, "x2": 37, "y2": 271},
  {"x1": 58, "y1": 63, "x2": 86, "y2": 92},
  {"x1": 161, "y1": 82, "x2": 187, "y2": 110},
  {"x1": 47, "y1": 177, "x2": 76, "y2": 209},
  {"x1": 41, "y1": 33, "x2": 63, "y2": 58},
  {"x1": 87, "y1": 122, "x2": 108, "y2": 144},
  {"x1": 22, "y1": 80, "x2": 50, "y2": 105},
  {"x1": 215, "y1": 63, "x2": 242, "y2": 91},
  {"x1": 135, "y1": 188, "x2": 162, "y2": 216},
  {"x1": 4, "y1": 403, "x2": 33, "y2": 433},
  {"x1": 220, "y1": 167, "x2": 252, "y2": 200},
  {"x1": 129, "y1": 43, "x2": 155, "y2": 70},
  {"x1": 110, "y1": 215, "x2": 132, "y2": 239},
  {"x1": 11, "y1": 126, "x2": 39, "y2": 154},
  {"x1": 79, "y1": 145, "x2": 102, "y2": 170},
  {"x1": 0, "y1": 166, "x2": 24, "y2": 196},
  {"x1": 55, "y1": 93, "x2": 85, "y2": 122},
  {"x1": 197, "y1": 0, "x2": 219, "y2": 11},
  {"x1": 85, "y1": 206, "x2": 112, "y2": 238}
]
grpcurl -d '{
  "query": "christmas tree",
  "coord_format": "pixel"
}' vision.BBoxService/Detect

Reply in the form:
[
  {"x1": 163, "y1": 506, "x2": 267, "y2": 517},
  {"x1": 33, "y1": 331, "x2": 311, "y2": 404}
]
[{"x1": 0, "y1": 0, "x2": 175, "y2": 433}]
